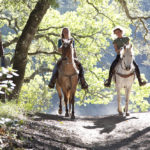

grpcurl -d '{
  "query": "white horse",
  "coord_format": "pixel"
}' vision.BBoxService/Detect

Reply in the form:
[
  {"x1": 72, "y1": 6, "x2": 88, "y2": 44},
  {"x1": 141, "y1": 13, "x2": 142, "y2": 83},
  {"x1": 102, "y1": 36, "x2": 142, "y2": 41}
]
[{"x1": 114, "y1": 44, "x2": 135, "y2": 116}]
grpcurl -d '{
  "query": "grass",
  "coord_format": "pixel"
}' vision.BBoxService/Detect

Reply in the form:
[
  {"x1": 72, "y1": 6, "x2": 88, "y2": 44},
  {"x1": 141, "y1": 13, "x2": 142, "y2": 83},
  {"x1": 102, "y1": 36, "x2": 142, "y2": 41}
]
[{"x1": 0, "y1": 100, "x2": 27, "y2": 119}]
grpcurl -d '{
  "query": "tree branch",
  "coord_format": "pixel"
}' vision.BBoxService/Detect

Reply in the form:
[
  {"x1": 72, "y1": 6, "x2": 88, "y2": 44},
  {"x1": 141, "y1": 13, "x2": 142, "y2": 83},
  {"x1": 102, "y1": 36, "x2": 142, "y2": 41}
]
[
  {"x1": 3, "y1": 32, "x2": 58, "y2": 49},
  {"x1": 3, "y1": 37, "x2": 19, "y2": 48},
  {"x1": 35, "y1": 32, "x2": 60, "y2": 40},
  {"x1": 24, "y1": 67, "x2": 52, "y2": 83},
  {"x1": 28, "y1": 50, "x2": 61, "y2": 56},
  {"x1": 139, "y1": 18, "x2": 149, "y2": 42},
  {"x1": 119, "y1": 0, "x2": 150, "y2": 42},
  {"x1": 45, "y1": 36, "x2": 57, "y2": 50},
  {"x1": 86, "y1": 0, "x2": 115, "y2": 25},
  {"x1": 38, "y1": 26, "x2": 64, "y2": 31},
  {"x1": 0, "y1": 16, "x2": 19, "y2": 34},
  {"x1": 119, "y1": 0, "x2": 150, "y2": 20}
]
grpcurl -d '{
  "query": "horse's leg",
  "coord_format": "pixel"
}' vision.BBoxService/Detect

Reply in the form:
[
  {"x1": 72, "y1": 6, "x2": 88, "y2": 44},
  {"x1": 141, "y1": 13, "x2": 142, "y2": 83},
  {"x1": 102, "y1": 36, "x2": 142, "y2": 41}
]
[
  {"x1": 70, "y1": 76, "x2": 78, "y2": 119},
  {"x1": 64, "y1": 94, "x2": 69, "y2": 117},
  {"x1": 124, "y1": 87, "x2": 131, "y2": 116},
  {"x1": 69, "y1": 100, "x2": 72, "y2": 116},
  {"x1": 117, "y1": 88, "x2": 123, "y2": 115},
  {"x1": 56, "y1": 82, "x2": 62, "y2": 115},
  {"x1": 71, "y1": 93, "x2": 75, "y2": 119}
]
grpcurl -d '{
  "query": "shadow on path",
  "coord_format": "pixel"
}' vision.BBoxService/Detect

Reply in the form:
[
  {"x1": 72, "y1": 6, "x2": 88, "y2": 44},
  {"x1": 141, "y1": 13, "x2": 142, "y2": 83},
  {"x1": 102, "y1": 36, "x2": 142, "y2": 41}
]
[
  {"x1": 83, "y1": 115, "x2": 138, "y2": 134},
  {"x1": 32, "y1": 112, "x2": 77, "y2": 121},
  {"x1": 93, "y1": 126, "x2": 150, "y2": 150}
]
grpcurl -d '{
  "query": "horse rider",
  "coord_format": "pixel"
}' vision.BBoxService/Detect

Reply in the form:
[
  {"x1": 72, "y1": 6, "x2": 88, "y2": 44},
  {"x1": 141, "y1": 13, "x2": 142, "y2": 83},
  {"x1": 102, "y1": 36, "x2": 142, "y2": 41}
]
[
  {"x1": 48, "y1": 27, "x2": 88, "y2": 89},
  {"x1": 104, "y1": 27, "x2": 146, "y2": 87}
]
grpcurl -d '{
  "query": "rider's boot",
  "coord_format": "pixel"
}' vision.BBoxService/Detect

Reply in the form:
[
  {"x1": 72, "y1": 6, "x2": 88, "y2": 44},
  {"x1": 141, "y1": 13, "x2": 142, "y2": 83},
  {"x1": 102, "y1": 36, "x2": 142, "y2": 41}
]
[
  {"x1": 48, "y1": 64, "x2": 58, "y2": 88},
  {"x1": 134, "y1": 62, "x2": 146, "y2": 86},
  {"x1": 135, "y1": 69, "x2": 146, "y2": 86}
]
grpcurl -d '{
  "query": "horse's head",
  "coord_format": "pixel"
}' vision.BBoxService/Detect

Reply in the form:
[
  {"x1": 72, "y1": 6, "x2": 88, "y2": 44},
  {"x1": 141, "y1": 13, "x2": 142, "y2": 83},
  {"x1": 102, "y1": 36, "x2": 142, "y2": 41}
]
[
  {"x1": 62, "y1": 39, "x2": 73, "y2": 57},
  {"x1": 62, "y1": 39, "x2": 72, "y2": 49},
  {"x1": 120, "y1": 44, "x2": 134, "y2": 71}
]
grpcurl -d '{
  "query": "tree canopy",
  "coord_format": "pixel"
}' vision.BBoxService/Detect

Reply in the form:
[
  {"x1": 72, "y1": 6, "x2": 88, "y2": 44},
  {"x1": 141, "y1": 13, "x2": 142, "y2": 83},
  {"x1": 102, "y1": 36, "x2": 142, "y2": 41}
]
[{"x1": 0, "y1": 0, "x2": 149, "y2": 112}]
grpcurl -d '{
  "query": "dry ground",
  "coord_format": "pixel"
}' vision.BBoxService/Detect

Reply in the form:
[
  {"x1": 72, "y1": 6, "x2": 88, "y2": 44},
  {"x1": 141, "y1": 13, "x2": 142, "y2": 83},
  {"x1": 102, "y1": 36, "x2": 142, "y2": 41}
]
[{"x1": 1, "y1": 112, "x2": 150, "y2": 150}]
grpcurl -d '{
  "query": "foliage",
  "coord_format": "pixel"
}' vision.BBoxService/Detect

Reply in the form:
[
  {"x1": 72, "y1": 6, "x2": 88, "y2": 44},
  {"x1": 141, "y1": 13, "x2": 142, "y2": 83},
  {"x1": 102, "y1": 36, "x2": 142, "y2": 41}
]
[
  {"x1": 19, "y1": 75, "x2": 53, "y2": 113},
  {"x1": 0, "y1": 0, "x2": 149, "y2": 113},
  {"x1": 129, "y1": 76, "x2": 150, "y2": 112},
  {"x1": 0, "y1": 67, "x2": 18, "y2": 95},
  {"x1": 0, "y1": 100, "x2": 24, "y2": 118}
]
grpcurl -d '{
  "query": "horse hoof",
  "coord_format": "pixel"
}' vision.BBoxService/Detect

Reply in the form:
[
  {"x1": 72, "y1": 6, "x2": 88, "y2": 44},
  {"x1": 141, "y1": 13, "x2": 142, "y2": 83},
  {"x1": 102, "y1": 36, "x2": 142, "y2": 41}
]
[
  {"x1": 119, "y1": 112, "x2": 123, "y2": 116},
  {"x1": 58, "y1": 109, "x2": 62, "y2": 115},
  {"x1": 65, "y1": 113, "x2": 69, "y2": 117},
  {"x1": 71, "y1": 115, "x2": 75, "y2": 119},
  {"x1": 126, "y1": 112, "x2": 130, "y2": 116}
]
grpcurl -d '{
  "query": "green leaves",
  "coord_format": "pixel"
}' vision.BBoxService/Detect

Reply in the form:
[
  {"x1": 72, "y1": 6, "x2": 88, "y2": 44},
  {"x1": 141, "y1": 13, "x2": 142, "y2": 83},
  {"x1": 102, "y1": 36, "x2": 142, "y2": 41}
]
[
  {"x1": 129, "y1": 76, "x2": 150, "y2": 112},
  {"x1": 48, "y1": 0, "x2": 59, "y2": 8},
  {"x1": 0, "y1": 0, "x2": 149, "y2": 112}
]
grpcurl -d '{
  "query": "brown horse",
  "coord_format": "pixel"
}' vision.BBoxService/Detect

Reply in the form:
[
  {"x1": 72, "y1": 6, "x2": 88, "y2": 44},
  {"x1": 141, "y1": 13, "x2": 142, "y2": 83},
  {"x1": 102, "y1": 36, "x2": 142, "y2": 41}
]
[{"x1": 56, "y1": 39, "x2": 79, "y2": 119}]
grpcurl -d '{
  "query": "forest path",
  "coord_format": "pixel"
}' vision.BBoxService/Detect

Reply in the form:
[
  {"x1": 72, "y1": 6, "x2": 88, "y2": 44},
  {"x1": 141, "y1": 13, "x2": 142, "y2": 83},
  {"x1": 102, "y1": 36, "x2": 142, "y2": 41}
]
[
  {"x1": 16, "y1": 112, "x2": 150, "y2": 150},
  {"x1": 1, "y1": 112, "x2": 150, "y2": 150}
]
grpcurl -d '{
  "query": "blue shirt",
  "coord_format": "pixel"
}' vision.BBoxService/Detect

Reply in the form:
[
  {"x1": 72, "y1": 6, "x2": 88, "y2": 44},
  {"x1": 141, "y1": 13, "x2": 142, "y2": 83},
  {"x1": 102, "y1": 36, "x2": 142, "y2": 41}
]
[{"x1": 58, "y1": 39, "x2": 75, "y2": 48}]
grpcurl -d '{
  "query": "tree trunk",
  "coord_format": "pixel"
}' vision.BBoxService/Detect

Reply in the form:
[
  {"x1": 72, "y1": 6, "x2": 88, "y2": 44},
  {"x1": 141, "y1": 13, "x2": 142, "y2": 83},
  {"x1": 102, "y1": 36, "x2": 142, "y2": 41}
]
[{"x1": 9, "y1": 0, "x2": 50, "y2": 99}]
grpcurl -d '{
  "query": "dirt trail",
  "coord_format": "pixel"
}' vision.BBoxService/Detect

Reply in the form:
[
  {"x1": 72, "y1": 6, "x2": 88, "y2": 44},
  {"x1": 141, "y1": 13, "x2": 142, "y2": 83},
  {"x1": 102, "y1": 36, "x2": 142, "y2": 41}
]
[{"x1": 2, "y1": 112, "x2": 150, "y2": 150}]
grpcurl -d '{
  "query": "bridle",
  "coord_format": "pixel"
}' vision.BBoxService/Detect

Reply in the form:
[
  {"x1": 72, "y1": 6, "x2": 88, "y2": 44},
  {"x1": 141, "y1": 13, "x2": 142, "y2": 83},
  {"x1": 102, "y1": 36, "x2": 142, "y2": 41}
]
[
  {"x1": 62, "y1": 43, "x2": 73, "y2": 64},
  {"x1": 61, "y1": 40, "x2": 79, "y2": 77},
  {"x1": 120, "y1": 57, "x2": 130, "y2": 71},
  {"x1": 116, "y1": 46, "x2": 135, "y2": 78}
]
